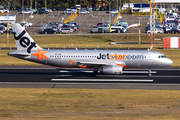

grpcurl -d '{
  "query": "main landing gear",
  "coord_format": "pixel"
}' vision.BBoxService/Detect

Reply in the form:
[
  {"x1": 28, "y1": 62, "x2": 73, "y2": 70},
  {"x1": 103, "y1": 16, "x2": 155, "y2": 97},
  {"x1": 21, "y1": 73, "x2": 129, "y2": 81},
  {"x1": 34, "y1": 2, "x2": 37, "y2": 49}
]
[{"x1": 92, "y1": 66, "x2": 98, "y2": 77}]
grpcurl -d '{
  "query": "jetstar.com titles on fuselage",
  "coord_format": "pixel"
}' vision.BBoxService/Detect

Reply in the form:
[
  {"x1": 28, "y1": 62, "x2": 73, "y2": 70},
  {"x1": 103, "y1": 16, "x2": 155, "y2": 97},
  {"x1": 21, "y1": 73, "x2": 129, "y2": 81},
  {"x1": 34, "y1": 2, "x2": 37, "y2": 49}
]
[{"x1": 97, "y1": 53, "x2": 145, "y2": 60}]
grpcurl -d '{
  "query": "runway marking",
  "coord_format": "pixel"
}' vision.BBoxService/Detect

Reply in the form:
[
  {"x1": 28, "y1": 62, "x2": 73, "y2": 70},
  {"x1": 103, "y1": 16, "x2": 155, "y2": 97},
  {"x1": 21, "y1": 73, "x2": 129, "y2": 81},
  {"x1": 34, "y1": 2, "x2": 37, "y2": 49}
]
[
  {"x1": 153, "y1": 76, "x2": 180, "y2": 78},
  {"x1": 123, "y1": 71, "x2": 156, "y2": 73},
  {"x1": 60, "y1": 70, "x2": 92, "y2": 73},
  {"x1": 51, "y1": 79, "x2": 153, "y2": 82},
  {"x1": 0, "y1": 68, "x2": 56, "y2": 70}
]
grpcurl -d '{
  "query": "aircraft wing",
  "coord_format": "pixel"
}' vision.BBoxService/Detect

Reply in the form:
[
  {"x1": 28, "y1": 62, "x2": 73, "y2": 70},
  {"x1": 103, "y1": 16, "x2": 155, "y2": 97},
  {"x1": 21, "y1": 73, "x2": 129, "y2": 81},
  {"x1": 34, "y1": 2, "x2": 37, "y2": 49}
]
[
  {"x1": 69, "y1": 59, "x2": 126, "y2": 67},
  {"x1": 77, "y1": 61, "x2": 108, "y2": 66},
  {"x1": 77, "y1": 61, "x2": 126, "y2": 67}
]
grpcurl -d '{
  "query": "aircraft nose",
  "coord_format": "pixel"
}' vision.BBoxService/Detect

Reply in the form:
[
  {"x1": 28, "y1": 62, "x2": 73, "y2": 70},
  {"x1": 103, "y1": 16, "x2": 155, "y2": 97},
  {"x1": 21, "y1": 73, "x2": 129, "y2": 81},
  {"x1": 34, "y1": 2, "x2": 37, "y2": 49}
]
[{"x1": 166, "y1": 58, "x2": 173, "y2": 66}]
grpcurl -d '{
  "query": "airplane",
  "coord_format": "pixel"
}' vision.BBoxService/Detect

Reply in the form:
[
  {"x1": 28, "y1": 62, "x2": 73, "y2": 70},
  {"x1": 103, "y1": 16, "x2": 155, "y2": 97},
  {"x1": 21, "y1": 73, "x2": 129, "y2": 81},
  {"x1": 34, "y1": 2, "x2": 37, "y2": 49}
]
[{"x1": 8, "y1": 23, "x2": 173, "y2": 76}]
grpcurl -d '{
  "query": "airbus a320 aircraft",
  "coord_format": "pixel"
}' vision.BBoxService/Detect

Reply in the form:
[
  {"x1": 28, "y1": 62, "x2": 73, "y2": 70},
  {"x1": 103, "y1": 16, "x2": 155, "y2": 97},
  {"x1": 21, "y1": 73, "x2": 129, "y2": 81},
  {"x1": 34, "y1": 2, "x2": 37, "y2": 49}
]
[{"x1": 8, "y1": 23, "x2": 172, "y2": 76}]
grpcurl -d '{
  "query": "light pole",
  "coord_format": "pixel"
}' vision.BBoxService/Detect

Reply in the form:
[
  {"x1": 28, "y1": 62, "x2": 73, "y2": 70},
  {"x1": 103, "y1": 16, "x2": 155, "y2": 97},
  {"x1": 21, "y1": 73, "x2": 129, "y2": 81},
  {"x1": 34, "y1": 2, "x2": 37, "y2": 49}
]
[
  {"x1": 30, "y1": 0, "x2": 32, "y2": 18},
  {"x1": 45, "y1": 0, "x2": 46, "y2": 8},
  {"x1": 35, "y1": 0, "x2": 37, "y2": 12},
  {"x1": 22, "y1": 0, "x2": 24, "y2": 22},
  {"x1": 106, "y1": 0, "x2": 114, "y2": 32},
  {"x1": 116, "y1": 0, "x2": 118, "y2": 10},
  {"x1": 119, "y1": 0, "x2": 121, "y2": 11},
  {"x1": 5, "y1": 0, "x2": 12, "y2": 44}
]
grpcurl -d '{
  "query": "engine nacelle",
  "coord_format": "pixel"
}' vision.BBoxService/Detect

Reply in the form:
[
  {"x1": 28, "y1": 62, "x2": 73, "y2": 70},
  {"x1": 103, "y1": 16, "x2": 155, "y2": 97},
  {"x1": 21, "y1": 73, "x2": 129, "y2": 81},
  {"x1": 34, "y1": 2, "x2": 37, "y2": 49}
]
[{"x1": 100, "y1": 65, "x2": 123, "y2": 75}]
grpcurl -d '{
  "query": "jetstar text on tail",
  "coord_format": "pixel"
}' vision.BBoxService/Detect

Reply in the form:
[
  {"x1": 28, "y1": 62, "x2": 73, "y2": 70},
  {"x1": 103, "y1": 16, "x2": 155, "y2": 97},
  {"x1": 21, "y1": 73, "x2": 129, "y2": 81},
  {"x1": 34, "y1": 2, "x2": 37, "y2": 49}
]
[
  {"x1": 14, "y1": 30, "x2": 36, "y2": 53},
  {"x1": 97, "y1": 53, "x2": 144, "y2": 60}
]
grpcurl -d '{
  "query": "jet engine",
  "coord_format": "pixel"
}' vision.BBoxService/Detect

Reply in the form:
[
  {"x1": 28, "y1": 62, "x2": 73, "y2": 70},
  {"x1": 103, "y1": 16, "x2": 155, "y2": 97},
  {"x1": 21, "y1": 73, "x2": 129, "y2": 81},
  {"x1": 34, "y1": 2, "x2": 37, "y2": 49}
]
[{"x1": 100, "y1": 65, "x2": 123, "y2": 75}]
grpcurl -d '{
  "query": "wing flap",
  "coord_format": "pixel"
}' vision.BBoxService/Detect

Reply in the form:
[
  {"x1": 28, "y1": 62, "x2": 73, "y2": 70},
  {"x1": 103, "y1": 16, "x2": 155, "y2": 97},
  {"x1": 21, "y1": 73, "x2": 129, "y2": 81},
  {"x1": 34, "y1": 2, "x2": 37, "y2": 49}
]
[{"x1": 77, "y1": 61, "x2": 108, "y2": 66}]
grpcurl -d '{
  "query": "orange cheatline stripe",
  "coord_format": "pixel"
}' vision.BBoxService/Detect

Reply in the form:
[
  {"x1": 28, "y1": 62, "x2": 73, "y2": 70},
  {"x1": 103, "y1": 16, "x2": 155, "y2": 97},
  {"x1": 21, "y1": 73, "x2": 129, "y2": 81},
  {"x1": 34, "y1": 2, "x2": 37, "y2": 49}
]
[
  {"x1": 116, "y1": 63, "x2": 126, "y2": 67},
  {"x1": 78, "y1": 65, "x2": 87, "y2": 68}
]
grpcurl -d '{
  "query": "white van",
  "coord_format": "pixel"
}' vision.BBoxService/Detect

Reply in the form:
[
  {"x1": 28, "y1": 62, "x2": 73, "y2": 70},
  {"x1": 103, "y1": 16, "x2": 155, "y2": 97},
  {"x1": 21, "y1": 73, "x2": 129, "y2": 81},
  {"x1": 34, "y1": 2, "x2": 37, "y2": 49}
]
[{"x1": 75, "y1": 5, "x2": 81, "y2": 10}]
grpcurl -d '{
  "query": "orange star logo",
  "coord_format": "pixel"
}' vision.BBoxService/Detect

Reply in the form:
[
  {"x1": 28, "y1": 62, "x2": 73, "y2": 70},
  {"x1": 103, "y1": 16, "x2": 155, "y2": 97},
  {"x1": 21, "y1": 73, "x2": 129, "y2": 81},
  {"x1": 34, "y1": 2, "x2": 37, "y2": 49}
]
[
  {"x1": 69, "y1": 59, "x2": 74, "y2": 64},
  {"x1": 31, "y1": 48, "x2": 48, "y2": 62}
]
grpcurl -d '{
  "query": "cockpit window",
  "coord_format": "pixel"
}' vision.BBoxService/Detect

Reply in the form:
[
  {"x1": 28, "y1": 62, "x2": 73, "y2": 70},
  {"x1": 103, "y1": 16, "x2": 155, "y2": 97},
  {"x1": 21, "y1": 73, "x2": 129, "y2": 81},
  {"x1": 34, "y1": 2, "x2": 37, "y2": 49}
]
[{"x1": 158, "y1": 55, "x2": 166, "y2": 58}]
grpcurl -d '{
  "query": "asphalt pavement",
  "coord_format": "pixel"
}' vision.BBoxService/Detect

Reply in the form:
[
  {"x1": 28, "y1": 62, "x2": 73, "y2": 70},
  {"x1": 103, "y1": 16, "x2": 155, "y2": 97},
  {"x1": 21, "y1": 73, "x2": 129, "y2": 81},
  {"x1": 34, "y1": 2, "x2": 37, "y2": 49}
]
[{"x1": 0, "y1": 66, "x2": 180, "y2": 89}]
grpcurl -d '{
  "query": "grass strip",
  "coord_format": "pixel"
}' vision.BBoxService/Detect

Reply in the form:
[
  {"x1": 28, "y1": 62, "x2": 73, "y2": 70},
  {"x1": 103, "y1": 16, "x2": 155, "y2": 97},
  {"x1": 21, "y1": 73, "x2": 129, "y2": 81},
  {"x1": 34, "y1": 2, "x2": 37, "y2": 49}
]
[{"x1": 0, "y1": 88, "x2": 180, "y2": 119}]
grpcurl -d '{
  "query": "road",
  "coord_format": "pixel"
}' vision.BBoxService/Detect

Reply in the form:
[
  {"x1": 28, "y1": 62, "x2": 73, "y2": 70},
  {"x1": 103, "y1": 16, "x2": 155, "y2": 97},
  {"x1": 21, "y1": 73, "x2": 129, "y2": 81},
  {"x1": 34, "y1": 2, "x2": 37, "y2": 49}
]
[{"x1": 0, "y1": 66, "x2": 180, "y2": 89}]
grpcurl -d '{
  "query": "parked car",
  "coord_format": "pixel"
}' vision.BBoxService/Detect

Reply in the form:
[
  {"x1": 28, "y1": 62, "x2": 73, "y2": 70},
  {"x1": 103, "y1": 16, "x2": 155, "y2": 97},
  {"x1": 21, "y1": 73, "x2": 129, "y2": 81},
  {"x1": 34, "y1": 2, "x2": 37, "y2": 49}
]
[
  {"x1": 91, "y1": 25, "x2": 109, "y2": 33},
  {"x1": 108, "y1": 8, "x2": 119, "y2": 14},
  {"x1": 0, "y1": 23, "x2": 7, "y2": 31},
  {"x1": 79, "y1": 9, "x2": 90, "y2": 14},
  {"x1": 56, "y1": 7, "x2": 61, "y2": 10},
  {"x1": 166, "y1": 16, "x2": 176, "y2": 22},
  {"x1": 93, "y1": 7, "x2": 99, "y2": 11},
  {"x1": 16, "y1": 7, "x2": 23, "y2": 11},
  {"x1": 97, "y1": 23, "x2": 103, "y2": 26},
  {"x1": 63, "y1": 9, "x2": 75, "y2": 14},
  {"x1": 60, "y1": 28, "x2": 73, "y2": 34},
  {"x1": 66, "y1": 22, "x2": 80, "y2": 28},
  {"x1": 0, "y1": 7, "x2": 9, "y2": 13},
  {"x1": 64, "y1": 24, "x2": 77, "y2": 30},
  {"x1": 70, "y1": 7, "x2": 77, "y2": 12},
  {"x1": 51, "y1": 7, "x2": 56, "y2": 11},
  {"x1": 38, "y1": 8, "x2": 49, "y2": 14},
  {"x1": 42, "y1": 28, "x2": 59, "y2": 34},
  {"x1": 100, "y1": 6, "x2": 105, "y2": 11},
  {"x1": 111, "y1": 24, "x2": 127, "y2": 33},
  {"x1": 164, "y1": 25, "x2": 180, "y2": 34},
  {"x1": 20, "y1": 22, "x2": 28, "y2": 29},
  {"x1": 118, "y1": 21, "x2": 128, "y2": 28},
  {"x1": 10, "y1": 6, "x2": 14, "y2": 10},
  {"x1": 146, "y1": 27, "x2": 164, "y2": 34},
  {"x1": 0, "y1": 25, "x2": 5, "y2": 34},
  {"x1": 21, "y1": 10, "x2": 33, "y2": 14}
]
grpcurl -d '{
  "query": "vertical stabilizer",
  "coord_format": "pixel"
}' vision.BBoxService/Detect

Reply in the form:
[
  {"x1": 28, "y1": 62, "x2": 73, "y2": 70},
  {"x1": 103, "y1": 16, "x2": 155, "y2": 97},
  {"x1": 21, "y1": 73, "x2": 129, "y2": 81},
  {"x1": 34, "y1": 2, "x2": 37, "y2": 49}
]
[{"x1": 11, "y1": 23, "x2": 41, "y2": 53}]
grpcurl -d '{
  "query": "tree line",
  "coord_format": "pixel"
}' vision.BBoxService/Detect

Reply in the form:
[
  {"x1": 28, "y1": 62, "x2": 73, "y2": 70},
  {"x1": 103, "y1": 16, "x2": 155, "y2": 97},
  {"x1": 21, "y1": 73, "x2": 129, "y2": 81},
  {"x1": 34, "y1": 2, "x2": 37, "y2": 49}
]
[{"x1": 0, "y1": 0, "x2": 134, "y2": 9}]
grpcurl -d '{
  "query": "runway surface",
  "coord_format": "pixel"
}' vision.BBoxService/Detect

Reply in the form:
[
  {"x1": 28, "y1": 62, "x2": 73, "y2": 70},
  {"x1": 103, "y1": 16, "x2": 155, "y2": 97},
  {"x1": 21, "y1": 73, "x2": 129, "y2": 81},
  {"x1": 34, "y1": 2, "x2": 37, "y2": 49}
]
[{"x1": 0, "y1": 66, "x2": 180, "y2": 90}]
